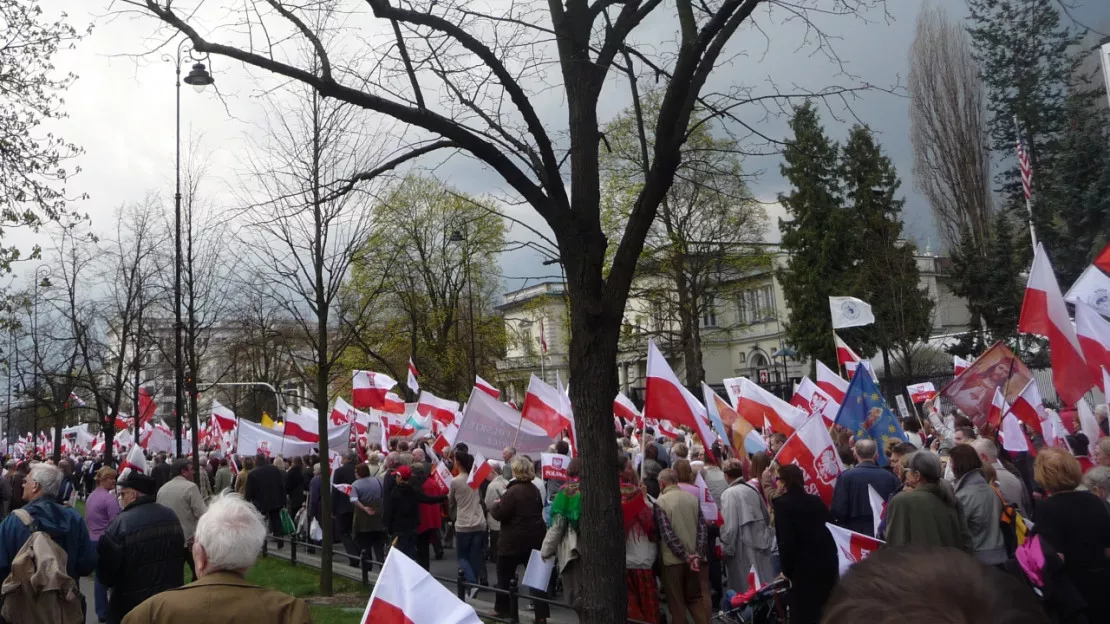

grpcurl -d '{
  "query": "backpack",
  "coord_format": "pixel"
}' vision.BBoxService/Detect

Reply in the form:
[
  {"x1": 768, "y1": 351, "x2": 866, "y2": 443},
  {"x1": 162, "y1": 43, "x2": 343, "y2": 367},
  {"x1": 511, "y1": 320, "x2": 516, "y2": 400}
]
[
  {"x1": 994, "y1": 487, "x2": 1029, "y2": 556},
  {"x1": 0, "y1": 509, "x2": 83, "y2": 624}
]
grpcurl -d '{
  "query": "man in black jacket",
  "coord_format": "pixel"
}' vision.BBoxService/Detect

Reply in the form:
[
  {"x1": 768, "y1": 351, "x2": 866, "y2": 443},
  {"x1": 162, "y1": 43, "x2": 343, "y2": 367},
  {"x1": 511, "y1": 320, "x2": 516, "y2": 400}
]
[
  {"x1": 150, "y1": 453, "x2": 172, "y2": 490},
  {"x1": 244, "y1": 453, "x2": 287, "y2": 549},
  {"x1": 97, "y1": 472, "x2": 185, "y2": 624},
  {"x1": 331, "y1": 452, "x2": 359, "y2": 566}
]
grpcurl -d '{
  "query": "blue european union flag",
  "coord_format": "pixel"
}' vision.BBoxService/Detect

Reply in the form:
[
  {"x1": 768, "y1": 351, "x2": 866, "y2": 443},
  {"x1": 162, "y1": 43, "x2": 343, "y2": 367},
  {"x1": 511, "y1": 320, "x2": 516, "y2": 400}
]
[{"x1": 833, "y1": 369, "x2": 906, "y2": 466}]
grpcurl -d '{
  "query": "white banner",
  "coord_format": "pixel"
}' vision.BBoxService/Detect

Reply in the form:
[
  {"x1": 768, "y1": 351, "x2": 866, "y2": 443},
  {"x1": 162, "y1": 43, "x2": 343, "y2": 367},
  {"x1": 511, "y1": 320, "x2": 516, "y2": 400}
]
[
  {"x1": 237, "y1": 417, "x2": 352, "y2": 458},
  {"x1": 540, "y1": 453, "x2": 570, "y2": 481}
]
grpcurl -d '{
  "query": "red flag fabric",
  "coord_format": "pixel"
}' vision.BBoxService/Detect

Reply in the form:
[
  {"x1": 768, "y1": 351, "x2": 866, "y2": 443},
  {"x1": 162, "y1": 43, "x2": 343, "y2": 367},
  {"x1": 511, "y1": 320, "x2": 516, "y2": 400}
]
[
  {"x1": 723, "y1": 376, "x2": 806, "y2": 436},
  {"x1": 953, "y1": 355, "x2": 971, "y2": 376},
  {"x1": 833, "y1": 333, "x2": 861, "y2": 377},
  {"x1": 416, "y1": 392, "x2": 459, "y2": 427},
  {"x1": 352, "y1": 370, "x2": 398, "y2": 410},
  {"x1": 773, "y1": 415, "x2": 843, "y2": 506},
  {"x1": 1094, "y1": 241, "x2": 1110, "y2": 274},
  {"x1": 211, "y1": 400, "x2": 237, "y2": 432},
  {"x1": 644, "y1": 342, "x2": 719, "y2": 454},
  {"x1": 614, "y1": 392, "x2": 641, "y2": 425},
  {"x1": 986, "y1": 388, "x2": 1007, "y2": 431},
  {"x1": 1019, "y1": 244, "x2": 1097, "y2": 406},
  {"x1": 475, "y1": 376, "x2": 501, "y2": 399},
  {"x1": 466, "y1": 453, "x2": 494, "y2": 490},
  {"x1": 520, "y1": 374, "x2": 571, "y2": 439},
  {"x1": 1075, "y1": 300, "x2": 1110, "y2": 389},
  {"x1": 138, "y1": 387, "x2": 156, "y2": 425},
  {"x1": 358, "y1": 547, "x2": 481, "y2": 624},
  {"x1": 406, "y1": 358, "x2": 420, "y2": 394},
  {"x1": 382, "y1": 392, "x2": 406, "y2": 415},
  {"x1": 1008, "y1": 379, "x2": 1046, "y2": 438},
  {"x1": 816, "y1": 360, "x2": 850, "y2": 404},
  {"x1": 791, "y1": 377, "x2": 840, "y2": 426},
  {"x1": 284, "y1": 407, "x2": 320, "y2": 443},
  {"x1": 826, "y1": 523, "x2": 883, "y2": 576}
]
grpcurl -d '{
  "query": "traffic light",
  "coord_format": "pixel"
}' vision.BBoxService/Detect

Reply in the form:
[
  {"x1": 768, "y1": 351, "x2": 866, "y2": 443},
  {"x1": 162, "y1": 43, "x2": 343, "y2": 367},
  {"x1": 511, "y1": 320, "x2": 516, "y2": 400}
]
[{"x1": 185, "y1": 371, "x2": 197, "y2": 394}]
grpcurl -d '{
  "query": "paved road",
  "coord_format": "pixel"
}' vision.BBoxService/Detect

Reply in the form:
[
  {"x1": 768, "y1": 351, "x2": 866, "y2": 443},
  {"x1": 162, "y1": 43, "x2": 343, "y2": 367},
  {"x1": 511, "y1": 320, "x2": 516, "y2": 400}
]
[{"x1": 79, "y1": 576, "x2": 98, "y2": 624}]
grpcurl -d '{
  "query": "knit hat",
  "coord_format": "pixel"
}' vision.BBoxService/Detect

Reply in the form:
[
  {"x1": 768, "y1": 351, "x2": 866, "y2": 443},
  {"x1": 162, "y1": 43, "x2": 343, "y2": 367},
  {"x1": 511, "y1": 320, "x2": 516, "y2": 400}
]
[
  {"x1": 118, "y1": 473, "x2": 158, "y2": 496},
  {"x1": 902, "y1": 451, "x2": 942, "y2": 482}
]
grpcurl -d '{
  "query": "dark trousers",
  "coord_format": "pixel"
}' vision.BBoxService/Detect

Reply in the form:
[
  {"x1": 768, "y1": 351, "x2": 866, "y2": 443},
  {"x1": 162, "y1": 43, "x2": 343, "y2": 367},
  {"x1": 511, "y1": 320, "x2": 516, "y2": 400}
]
[
  {"x1": 334, "y1": 511, "x2": 359, "y2": 565},
  {"x1": 417, "y1": 530, "x2": 435, "y2": 570},
  {"x1": 495, "y1": 553, "x2": 550, "y2": 619},
  {"x1": 488, "y1": 530, "x2": 499, "y2": 562},
  {"x1": 266, "y1": 509, "x2": 284, "y2": 549},
  {"x1": 394, "y1": 531, "x2": 418, "y2": 562},
  {"x1": 356, "y1": 530, "x2": 387, "y2": 565}
]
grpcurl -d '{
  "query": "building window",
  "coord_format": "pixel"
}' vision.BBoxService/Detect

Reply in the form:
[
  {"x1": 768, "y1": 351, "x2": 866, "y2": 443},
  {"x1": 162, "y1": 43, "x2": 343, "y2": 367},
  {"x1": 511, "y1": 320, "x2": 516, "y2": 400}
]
[
  {"x1": 700, "y1": 295, "x2": 717, "y2": 328},
  {"x1": 736, "y1": 285, "x2": 777, "y2": 325}
]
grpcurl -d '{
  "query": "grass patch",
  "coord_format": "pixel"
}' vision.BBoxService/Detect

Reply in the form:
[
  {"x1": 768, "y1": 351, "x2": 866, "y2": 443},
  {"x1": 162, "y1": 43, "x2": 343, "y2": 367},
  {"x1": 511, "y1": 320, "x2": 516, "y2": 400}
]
[
  {"x1": 309, "y1": 605, "x2": 366, "y2": 624},
  {"x1": 75, "y1": 499, "x2": 85, "y2": 517},
  {"x1": 246, "y1": 556, "x2": 365, "y2": 598}
]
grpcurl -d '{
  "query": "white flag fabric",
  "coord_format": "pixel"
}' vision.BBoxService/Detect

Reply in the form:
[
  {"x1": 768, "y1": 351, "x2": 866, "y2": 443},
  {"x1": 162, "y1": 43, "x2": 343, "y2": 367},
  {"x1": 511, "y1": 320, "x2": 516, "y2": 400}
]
[
  {"x1": 1064, "y1": 264, "x2": 1110, "y2": 318},
  {"x1": 359, "y1": 547, "x2": 481, "y2": 624},
  {"x1": 829, "y1": 296, "x2": 875, "y2": 329},
  {"x1": 826, "y1": 523, "x2": 884, "y2": 576},
  {"x1": 1077, "y1": 399, "x2": 1103, "y2": 444},
  {"x1": 407, "y1": 358, "x2": 420, "y2": 394},
  {"x1": 867, "y1": 484, "x2": 885, "y2": 538}
]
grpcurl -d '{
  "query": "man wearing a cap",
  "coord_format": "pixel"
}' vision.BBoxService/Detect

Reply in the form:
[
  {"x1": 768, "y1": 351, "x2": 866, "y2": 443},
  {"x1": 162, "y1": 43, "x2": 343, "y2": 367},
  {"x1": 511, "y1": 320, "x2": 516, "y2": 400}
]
[
  {"x1": 384, "y1": 464, "x2": 447, "y2": 561},
  {"x1": 97, "y1": 472, "x2": 186, "y2": 623},
  {"x1": 883, "y1": 451, "x2": 971, "y2": 551}
]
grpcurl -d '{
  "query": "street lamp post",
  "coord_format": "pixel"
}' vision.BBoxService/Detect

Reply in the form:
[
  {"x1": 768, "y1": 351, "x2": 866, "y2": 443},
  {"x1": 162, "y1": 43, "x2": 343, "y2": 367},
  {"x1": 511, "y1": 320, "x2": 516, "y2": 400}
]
[
  {"x1": 31, "y1": 264, "x2": 50, "y2": 442},
  {"x1": 164, "y1": 40, "x2": 213, "y2": 460},
  {"x1": 449, "y1": 228, "x2": 477, "y2": 386}
]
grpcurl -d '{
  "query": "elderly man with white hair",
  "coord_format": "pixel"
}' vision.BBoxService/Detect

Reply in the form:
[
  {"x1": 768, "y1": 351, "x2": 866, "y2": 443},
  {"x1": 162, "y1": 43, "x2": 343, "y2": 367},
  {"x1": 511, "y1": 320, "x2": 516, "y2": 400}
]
[
  {"x1": 970, "y1": 438, "x2": 1031, "y2": 513},
  {"x1": 0, "y1": 463, "x2": 96, "y2": 584},
  {"x1": 123, "y1": 493, "x2": 311, "y2": 624}
]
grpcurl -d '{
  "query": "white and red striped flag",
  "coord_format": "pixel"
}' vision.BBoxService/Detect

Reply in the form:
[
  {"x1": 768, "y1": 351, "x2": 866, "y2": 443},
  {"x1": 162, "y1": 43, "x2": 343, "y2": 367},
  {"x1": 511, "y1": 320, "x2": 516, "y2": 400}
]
[
  {"x1": 953, "y1": 354, "x2": 971, "y2": 376},
  {"x1": 352, "y1": 370, "x2": 398, "y2": 411},
  {"x1": 791, "y1": 376, "x2": 840, "y2": 426},
  {"x1": 358, "y1": 547, "x2": 481, "y2": 624},
  {"x1": 284, "y1": 407, "x2": 320, "y2": 443},
  {"x1": 1075, "y1": 300, "x2": 1110, "y2": 389},
  {"x1": 475, "y1": 375, "x2": 501, "y2": 399},
  {"x1": 644, "y1": 341, "x2": 718, "y2": 455},
  {"x1": 539, "y1": 318, "x2": 548, "y2": 353},
  {"x1": 773, "y1": 414, "x2": 843, "y2": 507},
  {"x1": 417, "y1": 392, "x2": 459, "y2": 428},
  {"x1": 614, "y1": 392, "x2": 641, "y2": 427},
  {"x1": 1016, "y1": 134, "x2": 1033, "y2": 200},
  {"x1": 1018, "y1": 244, "x2": 1096, "y2": 406},
  {"x1": 383, "y1": 392, "x2": 406, "y2": 415},
  {"x1": 723, "y1": 376, "x2": 807, "y2": 436},
  {"x1": 826, "y1": 523, "x2": 883, "y2": 576},
  {"x1": 999, "y1": 411, "x2": 1033, "y2": 454},
  {"x1": 1008, "y1": 379, "x2": 1046, "y2": 438},
  {"x1": 407, "y1": 358, "x2": 420, "y2": 394},
  {"x1": 211, "y1": 400, "x2": 237, "y2": 432},
  {"x1": 466, "y1": 453, "x2": 494, "y2": 490},
  {"x1": 906, "y1": 382, "x2": 937, "y2": 404},
  {"x1": 986, "y1": 388, "x2": 1007, "y2": 431},
  {"x1": 520, "y1": 374, "x2": 572, "y2": 439},
  {"x1": 815, "y1": 360, "x2": 850, "y2": 404},
  {"x1": 833, "y1": 332, "x2": 862, "y2": 377},
  {"x1": 866, "y1": 485, "x2": 886, "y2": 538}
]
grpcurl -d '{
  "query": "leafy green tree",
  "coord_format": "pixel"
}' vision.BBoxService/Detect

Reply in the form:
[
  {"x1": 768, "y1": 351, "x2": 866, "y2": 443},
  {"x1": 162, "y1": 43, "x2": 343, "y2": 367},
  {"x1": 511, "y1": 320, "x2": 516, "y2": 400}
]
[
  {"x1": 951, "y1": 211, "x2": 1025, "y2": 352},
  {"x1": 838, "y1": 125, "x2": 933, "y2": 387},
  {"x1": 342, "y1": 175, "x2": 507, "y2": 401},
  {"x1": 600, "y1": 90, "x2": 766, "y2": 387},
  {"x1": 777, "y1": 101, "x2": 853, "y2": 370},
  {"x1": 0, "y1": 2, "x2": 87, "y2": 274}
]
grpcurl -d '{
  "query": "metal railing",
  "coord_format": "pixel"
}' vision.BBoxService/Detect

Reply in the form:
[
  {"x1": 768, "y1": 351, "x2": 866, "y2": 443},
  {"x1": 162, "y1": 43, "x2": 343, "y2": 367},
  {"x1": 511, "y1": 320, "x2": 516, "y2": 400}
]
[{"x1": 259, "y1": 533, "x2": 651, "y2": 624}]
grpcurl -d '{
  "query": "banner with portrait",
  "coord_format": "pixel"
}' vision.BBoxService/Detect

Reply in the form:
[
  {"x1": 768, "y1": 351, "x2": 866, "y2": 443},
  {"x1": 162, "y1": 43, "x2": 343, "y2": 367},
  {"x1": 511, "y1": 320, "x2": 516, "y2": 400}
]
[{"x1": 938, "y1": 342, "x2": 1033, "y2": 430}]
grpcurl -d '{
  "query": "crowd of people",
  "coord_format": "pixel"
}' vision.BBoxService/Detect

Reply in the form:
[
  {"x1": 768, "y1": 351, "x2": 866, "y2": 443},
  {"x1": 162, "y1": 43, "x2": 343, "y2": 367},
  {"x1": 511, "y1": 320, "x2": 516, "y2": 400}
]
[{"x1": 0, "y1": 396, "x2": 1108, "y2": 624}]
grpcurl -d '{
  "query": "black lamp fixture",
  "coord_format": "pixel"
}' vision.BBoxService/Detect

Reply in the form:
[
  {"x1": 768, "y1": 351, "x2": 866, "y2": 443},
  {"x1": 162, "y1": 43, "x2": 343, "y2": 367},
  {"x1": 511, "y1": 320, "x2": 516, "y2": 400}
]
[
  {"x1": 448, "y1": 230, "x2": 464, "y2": 243},
  {"x1": 183, "y1": 63, "x2": 214, "y2": 93}
]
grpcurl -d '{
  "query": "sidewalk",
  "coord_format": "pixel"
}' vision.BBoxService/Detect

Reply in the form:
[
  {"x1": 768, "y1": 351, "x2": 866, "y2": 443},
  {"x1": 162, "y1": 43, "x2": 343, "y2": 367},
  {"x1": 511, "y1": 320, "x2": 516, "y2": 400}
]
[{"x1": 263, "y1": 542, "x2": 576, "y2": 623}]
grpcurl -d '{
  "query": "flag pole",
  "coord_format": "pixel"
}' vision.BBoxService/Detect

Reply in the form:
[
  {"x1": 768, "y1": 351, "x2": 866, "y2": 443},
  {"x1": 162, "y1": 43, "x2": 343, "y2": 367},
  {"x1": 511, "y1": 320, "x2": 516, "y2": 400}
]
[
  {"x1": 1014, "y1": 115, "x2": 1037, "y2": 250},
  {"x1": 833, "y1": 330, "x2": 844, "y2": 378}
]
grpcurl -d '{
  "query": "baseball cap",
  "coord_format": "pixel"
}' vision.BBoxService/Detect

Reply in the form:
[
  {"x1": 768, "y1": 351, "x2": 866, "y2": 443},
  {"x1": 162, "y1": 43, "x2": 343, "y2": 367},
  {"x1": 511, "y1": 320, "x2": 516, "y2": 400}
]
[{"x1": 395, "y1": 465, "x2": 412, "y2": 480}]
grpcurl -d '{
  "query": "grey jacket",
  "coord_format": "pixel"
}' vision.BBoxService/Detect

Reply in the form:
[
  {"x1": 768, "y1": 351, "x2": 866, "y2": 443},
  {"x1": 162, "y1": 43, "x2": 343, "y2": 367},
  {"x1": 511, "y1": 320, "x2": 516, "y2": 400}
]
[{"x1": 953, "y1": 469, "x2": 1007, "y2": 565}]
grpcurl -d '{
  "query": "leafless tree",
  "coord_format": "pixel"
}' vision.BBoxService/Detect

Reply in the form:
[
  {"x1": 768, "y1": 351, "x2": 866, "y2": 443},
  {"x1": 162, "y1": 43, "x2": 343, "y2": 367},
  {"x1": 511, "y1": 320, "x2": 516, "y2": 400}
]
[
  {"x1": 129, "y1": 0, "x2": 882, "y2": 611},
  {"x1": 909, "y1": 2, "x2": 994, "y2": 253}
]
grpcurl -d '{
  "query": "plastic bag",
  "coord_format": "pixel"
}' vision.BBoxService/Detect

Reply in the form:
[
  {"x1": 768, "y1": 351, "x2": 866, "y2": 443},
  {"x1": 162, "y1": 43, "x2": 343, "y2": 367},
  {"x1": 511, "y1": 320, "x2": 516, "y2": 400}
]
[
  {"x1": 279, "y1": 508, "x2": 296, "y2": 536},
  {"x1": 309, "y1": 518, "x2": 323, "y2": 541}
]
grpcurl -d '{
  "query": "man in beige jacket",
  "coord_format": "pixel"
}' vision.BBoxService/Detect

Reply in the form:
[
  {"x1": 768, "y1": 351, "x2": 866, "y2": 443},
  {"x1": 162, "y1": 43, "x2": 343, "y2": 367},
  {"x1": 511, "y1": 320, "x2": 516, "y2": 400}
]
[{"x1": 156, "y1": 459, "x2": 208, "y2": 579}]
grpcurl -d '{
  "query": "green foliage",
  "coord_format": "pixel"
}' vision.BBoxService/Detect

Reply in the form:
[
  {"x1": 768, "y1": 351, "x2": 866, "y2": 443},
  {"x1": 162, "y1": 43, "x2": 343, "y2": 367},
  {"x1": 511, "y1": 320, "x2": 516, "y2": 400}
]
[
  {"x1": 340, "y1": 175, "x2": 507, "y2": 401},
  {"x1": 950, "y1": 211, "x2": 1025, "y2": 350},
  {"x1": 777, "y1": 101, "x2": 853, "y2": 367},
  {"x1": 0, "y1": 2, "x2": 88, "y2": 272}
]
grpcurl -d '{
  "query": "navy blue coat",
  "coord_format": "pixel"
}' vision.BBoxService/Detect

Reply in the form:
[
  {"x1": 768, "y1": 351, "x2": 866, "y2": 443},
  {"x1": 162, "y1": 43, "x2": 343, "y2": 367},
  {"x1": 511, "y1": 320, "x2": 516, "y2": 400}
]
[{"x1": 830, "y1": 461, "x2": 901, "y2": 537}]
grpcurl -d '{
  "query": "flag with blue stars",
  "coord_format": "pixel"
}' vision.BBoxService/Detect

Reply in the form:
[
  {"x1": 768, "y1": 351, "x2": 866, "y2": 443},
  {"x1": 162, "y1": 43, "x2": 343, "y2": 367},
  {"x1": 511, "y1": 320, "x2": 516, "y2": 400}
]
[{"x1": 833, "y1": 368, "x2": 906, "y2": 466}]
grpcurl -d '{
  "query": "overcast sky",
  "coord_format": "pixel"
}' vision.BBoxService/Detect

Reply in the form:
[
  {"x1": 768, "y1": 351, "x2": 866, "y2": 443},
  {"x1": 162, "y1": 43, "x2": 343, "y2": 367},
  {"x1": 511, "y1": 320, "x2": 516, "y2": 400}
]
[{"x1": 31, "y1": 0, "x2": 1110, "y2": 297}]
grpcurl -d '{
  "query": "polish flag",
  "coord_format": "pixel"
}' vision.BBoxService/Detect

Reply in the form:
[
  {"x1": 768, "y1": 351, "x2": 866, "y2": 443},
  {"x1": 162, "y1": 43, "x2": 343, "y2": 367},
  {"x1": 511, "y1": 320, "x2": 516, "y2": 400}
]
[
  {"x1": 723, "y1": 376, "x2": 807, "y2": 436},
  {"x1": 521, "y1": 374, "x2": 572, "y2": 439},
  {"x1": 614, "y1": 392, "x2": 641, "y2": 426},
  {"x1": 383, "y1": 392, "x2": 406, "y2": 415},
  {"x1": 1077, "y1": 399, "x2": 1103, "y2": 443},
  {"x1": 407, "y1": 358, "x2": 420, "y2": 394},
  {"x1": 1019, "y1": 244, "x2": 1096, "y2": 406},
  {"x1": 644, "y1": 342, "x2": 719, "y2": 455},
  {"x1": 352, "y1": 370, "x2": 398, "y2": 410},
  {"x1": 1008, "y1": 379, "x2": 1046, "y2": 438},
  {"x1": 906, "y1": 382, "x2": 937, "y2": 404},
  {"x1": 657, "y1": 419, "x2": 683, "y2": 440},
  {"x1": 747, "y1": 566, "x2": 765, "y2": 592},
  {"x1": 866, "y1": 485, "x2": 886, "y2": 538},
  {"x1": 826, "y1": 523, "x2": 883, "y2": 576},
  {"x1": 358, "y1": 547, "x2": 481, "y2": 624},
  {"x1": 773, "y1": 414, "x2": 843, "y2": 506},
  {"x1": 833, "y1": 332, "x2": 862, "y2": 377},
  {"x1": 119, "y1": 444, "x2": 148, "y2": 479},
  {"x1": 211, "y1": 400, "x2": 237, "y2": 432},
  {"x1": 986, "y1": 388, "x2": 1007, "y2": 431},
  {"x1": 467, "y1": 453, "x2": 495, "y2": 490},
  {"x1": 431, "y1": 461, "x2": 453, "y2": 492},
  {"x1": 953, "y1": 355, "x2": 971, "y2": 376},
  {"x1": 816, "y1": 360, "x2": 850, "y2": 404},
  {"x1": 475, "y1": 376, "x2": 501, "y2": 399},
  {"x1": 999, "y1": 411, "x2": 1033, "y2": 454},
  {"x1": 330, "y1": 397, "x2": 357, "y2": 427},
  {"x1": 417, "y1": 392, "x2": 459, "y2": 427},
  {"x1": 1075, "y1": 300, "x2": 1110, "y2": 389},
  {"x1": 284, "y1": 407, "x2": 320, "y2": 443},
  {"x1": 138, "y1": 387, "x2": 157, "y2": 425},
  {"x1": 1094, "y1": 241, "x2": 1110, "y2": 274},
  {"x1": 791, "y1": 377, "x2": 840, "y2": 426},
  {"x1": 431, "y1": 421, "x2": 460, "y2": 456}
]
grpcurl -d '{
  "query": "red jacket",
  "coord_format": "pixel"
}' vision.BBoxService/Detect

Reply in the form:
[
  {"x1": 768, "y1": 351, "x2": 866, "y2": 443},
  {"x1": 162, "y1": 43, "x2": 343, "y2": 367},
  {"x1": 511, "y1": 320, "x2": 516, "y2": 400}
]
[{"x1": 418, "y1": 478, "x2": 446, "y2": 534}]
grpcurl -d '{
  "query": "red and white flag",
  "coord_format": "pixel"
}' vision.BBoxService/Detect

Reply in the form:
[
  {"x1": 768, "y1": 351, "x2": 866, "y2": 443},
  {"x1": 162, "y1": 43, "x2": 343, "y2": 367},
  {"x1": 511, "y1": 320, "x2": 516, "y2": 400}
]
[
  {"x1": 866, "y1": 484, "x2": 886, "y2": 538},
  {"x1": 790, "y1": 377, "x2": 840, "y2": 426},
  {"x1": 475, "y1": 376, "x2": 501, "y2": 399},
  {"x1": 986, "y1": 388, "x2": 1008, "y2": 431},
  {"x1": 723, "y1": 376, "x2": 807, "y2": 436},
  {"x1": 352, "y1": 370, "x2": 398, "y2": 411},
  {"x1": 119, "y1": 444, "x2": 147, "y2": 478},
  {"x1": 383, "y1": 392, "x2": 406, "y2": 415},
  {"x1": 431, "y1": 421, "x2": 460, "y2": 456},
  {"x1": 1008, "y1": 379, "x2": 1046, "y2": 438},
  {"x1": 815, "y1": 360, "x2": 850, "y2": 404},
  {"x1": 521, "y1": 374, "x2": 572, "y2": 439},
  {"x1": 773, "y1": 414, "x2": 843, "y2": 507},
  {"x1": 1075, "y1": 300, "x2": 1110, "y2": 389},
  {"x1": 906, "y1": 382, "x2": 937, "y2": 404},
  {"x1": 417, "y1": 392, "x2": 459, "y2": 427},
  {"x1": 138, "y1": 387, "x2": 157, "y2": 425},
  {"x1": 466, "y1": 453, "x2": 495, "y2": 490},
  {"x1": 539, "y1": 318, "x2": 548, "y2": 353},
  {"x1": 284, "y1": 406, "x2": 320, "y2": 443},
  {"x1": 1019, "y1": 244, "x2": 1096, "y2": 406},
  {"x1": 407, "y1": 358, "x2": 420, "y2": 394},
  {"x1": 953, "y1": 355, "x2": 971, "y2": 376},
  {"x1": 644, "y1": 342, "x2": 718, "y2": 455},
  {"x1": 826, "y1": 523, "x2": 883, "y2": 576},
  {"x1": 1077, "y1": 399, "x2": 1103, "y2": 444},
  {"x1": 358, "y1": 546, "x2": 481, "y2": 624},
  {"x1": 833, "y1": 332, "x2": 862, "y2": 377},
  {"x1": 211, "y1": 400, "x2": 237, "y2": 432},
  {"x1": 431, "y1": 460, "x2": 453, "y2": 492},
  {"x1": 614, "y1": 392, "x2": 641, "y2": 426},
  {"x1": 999, "y1": 411, "x2": 1033, "y2": 453}
]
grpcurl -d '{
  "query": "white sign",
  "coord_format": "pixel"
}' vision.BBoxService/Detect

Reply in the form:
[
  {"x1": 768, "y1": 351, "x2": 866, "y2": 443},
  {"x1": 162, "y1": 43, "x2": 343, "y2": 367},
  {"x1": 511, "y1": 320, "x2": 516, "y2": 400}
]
[
  {"x1": 540, "y1": 453, "x2": 570, "y2": 481},
  {"x1": 894, "y1": 395, "x2": 911, "y2": 421}
]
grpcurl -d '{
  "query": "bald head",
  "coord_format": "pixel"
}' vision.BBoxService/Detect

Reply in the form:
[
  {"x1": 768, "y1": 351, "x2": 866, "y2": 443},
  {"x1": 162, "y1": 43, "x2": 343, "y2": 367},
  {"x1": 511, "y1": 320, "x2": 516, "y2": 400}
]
[{"x1": 854, "y1": 439, "x2": 878, "y2": 461}]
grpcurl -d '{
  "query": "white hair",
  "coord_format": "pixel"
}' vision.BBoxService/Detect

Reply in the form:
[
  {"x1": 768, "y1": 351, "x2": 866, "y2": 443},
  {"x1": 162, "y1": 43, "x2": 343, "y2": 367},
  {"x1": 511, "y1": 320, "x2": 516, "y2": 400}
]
[
  {"x1": 195, "y1": 493, "x2": 267, "y2": 572},
  {"x1": 29, "y1": 464, "x2": 63, "y2": 497},
  {"x1": 971, "y1": 438, "x2": 999, "y2": 462}
]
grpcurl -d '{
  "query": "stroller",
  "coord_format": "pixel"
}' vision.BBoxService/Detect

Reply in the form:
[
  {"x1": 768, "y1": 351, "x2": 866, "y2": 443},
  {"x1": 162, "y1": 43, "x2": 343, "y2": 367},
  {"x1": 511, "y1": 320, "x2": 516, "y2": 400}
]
[{"x1": 713, "y1": 578, "x2": 789, "y2": 624}]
